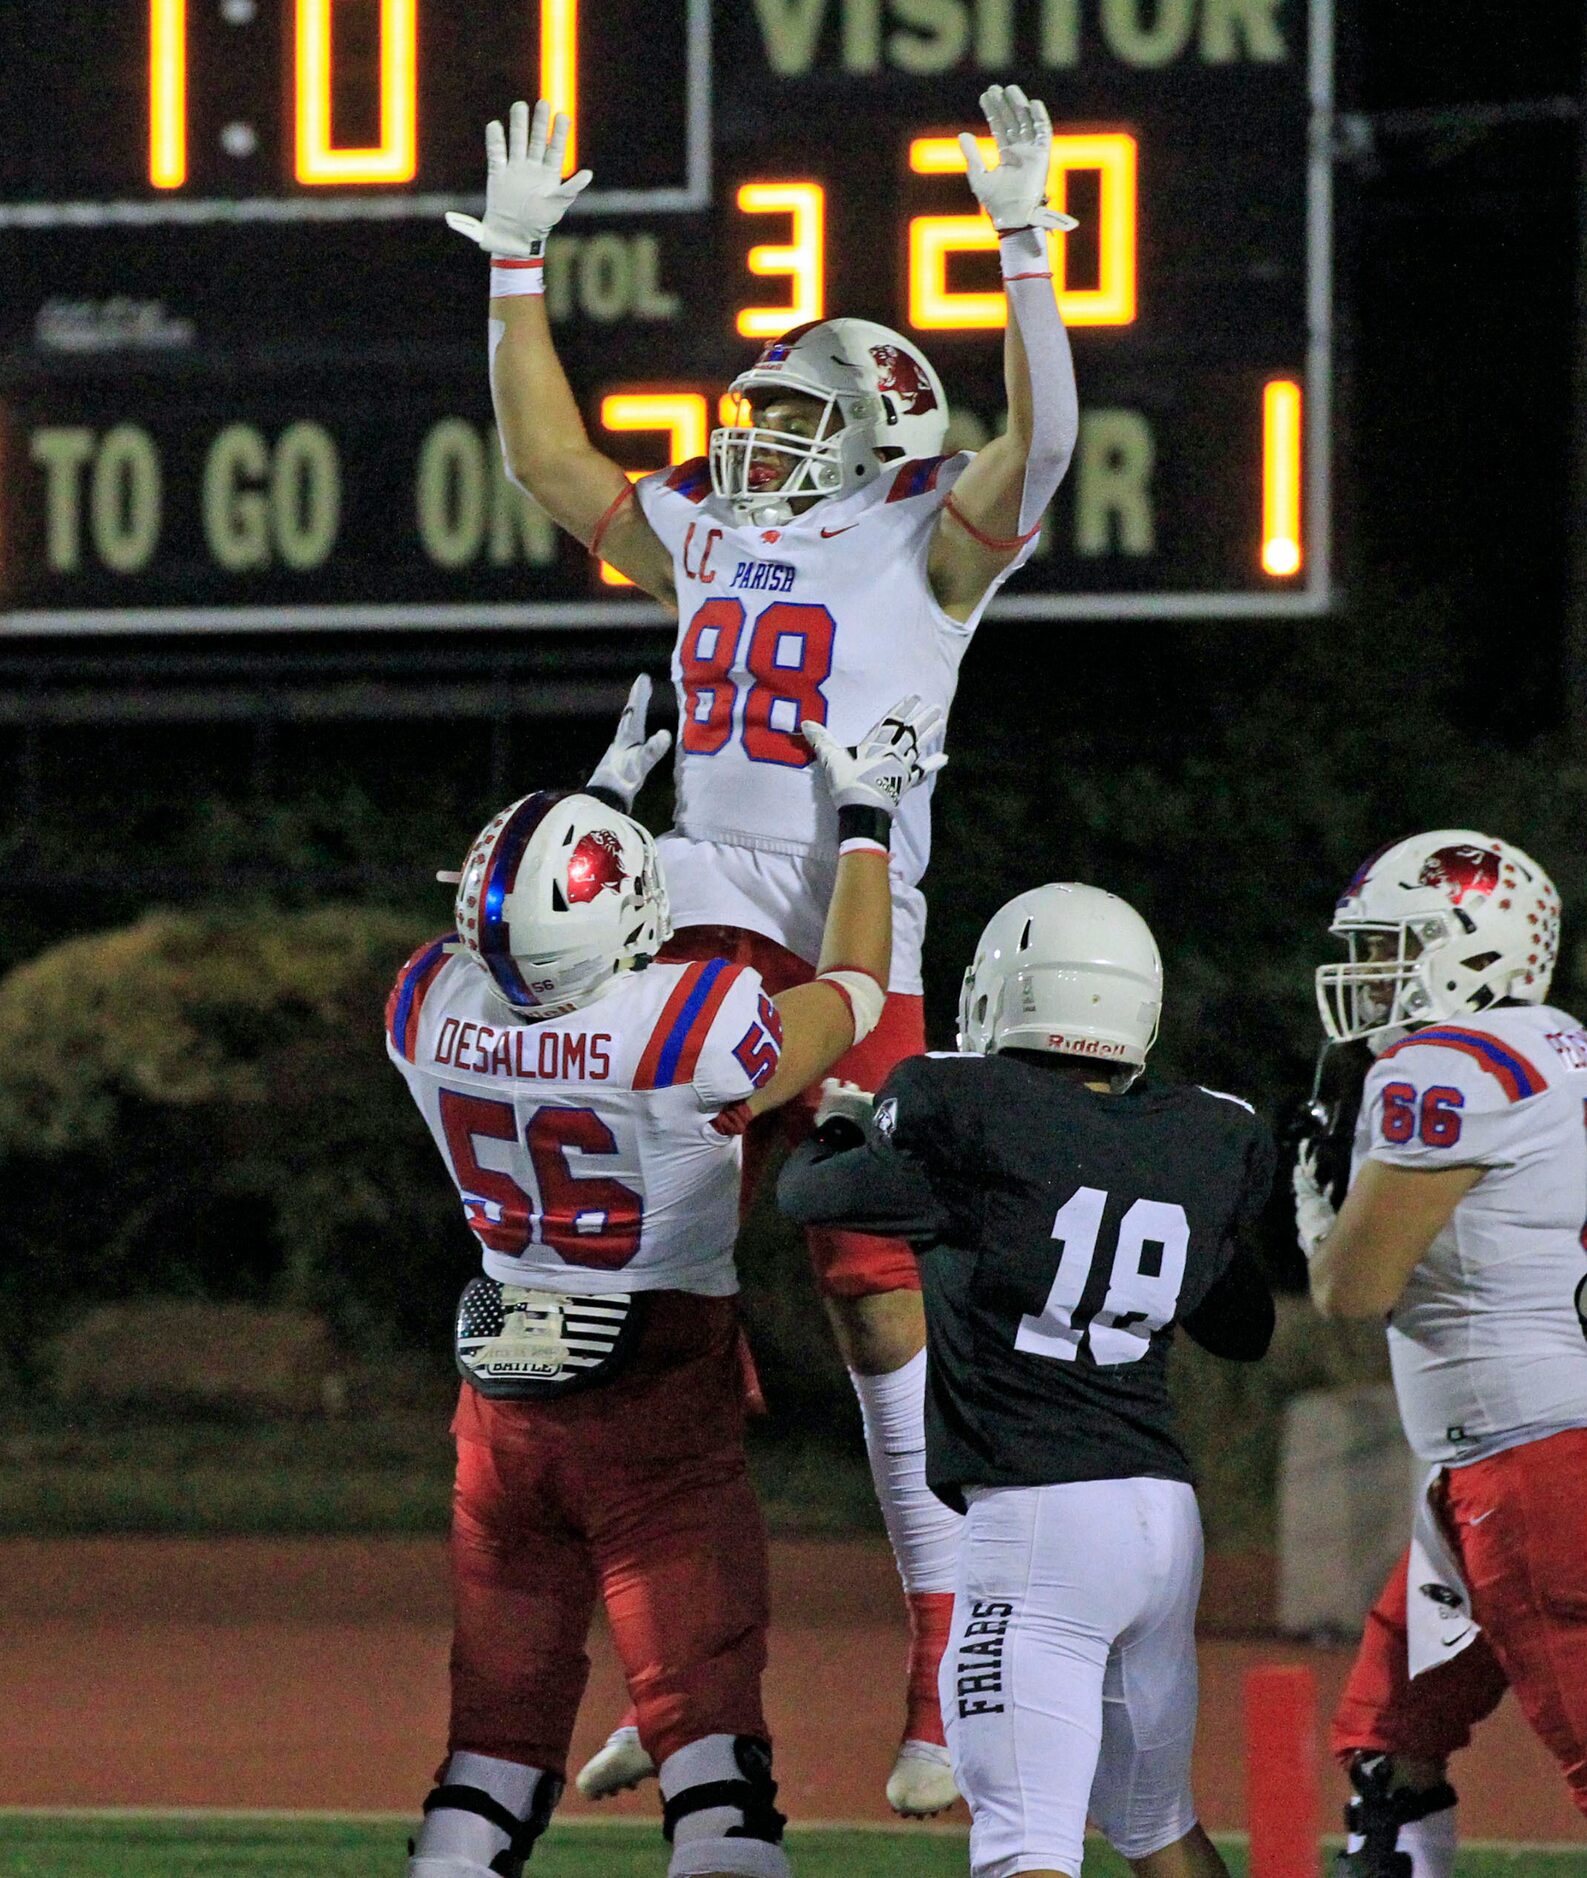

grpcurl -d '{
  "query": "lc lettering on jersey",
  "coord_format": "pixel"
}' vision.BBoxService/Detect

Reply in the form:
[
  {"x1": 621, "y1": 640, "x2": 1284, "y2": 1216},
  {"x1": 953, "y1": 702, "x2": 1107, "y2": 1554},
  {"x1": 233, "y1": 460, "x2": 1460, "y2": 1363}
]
[
  {"x1": 955, "y1": 1598, "x2": 1012, "y2": 1718},
  {"x1": 435, "y1": 1017, "x2": 613, "y2": 1081}
]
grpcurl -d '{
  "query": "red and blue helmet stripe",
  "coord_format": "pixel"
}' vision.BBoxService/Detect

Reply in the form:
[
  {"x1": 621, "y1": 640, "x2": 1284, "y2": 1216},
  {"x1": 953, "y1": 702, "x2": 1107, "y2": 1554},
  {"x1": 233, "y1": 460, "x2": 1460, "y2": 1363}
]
[{"x1": 474, "y1": 790, "x2": 565, "y2": 1009}]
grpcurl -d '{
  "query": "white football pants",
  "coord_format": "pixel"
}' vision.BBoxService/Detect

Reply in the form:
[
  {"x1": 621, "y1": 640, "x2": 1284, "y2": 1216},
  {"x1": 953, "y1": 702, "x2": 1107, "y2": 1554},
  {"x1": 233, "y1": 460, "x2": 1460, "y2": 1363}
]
[{"x1": 941, "y1": 1476, "x2": 1204, "y2": 1878}]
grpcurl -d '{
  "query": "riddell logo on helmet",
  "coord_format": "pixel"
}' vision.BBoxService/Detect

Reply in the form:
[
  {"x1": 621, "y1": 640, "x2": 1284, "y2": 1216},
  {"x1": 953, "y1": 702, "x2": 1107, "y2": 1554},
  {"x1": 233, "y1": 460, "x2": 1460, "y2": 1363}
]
[
  {"x1": 1049, "y1": 1035, "x2": 1125, "y2": 1058},
  {"x1": 1418, "y1": 845, "x2": 1501, "y2": 904},
  {"x1": 565, "y1": 830, "x2": 626, "y2": 905},
  {"x1": 870, "y1": 344, "x2": 938, "y2": 416}
]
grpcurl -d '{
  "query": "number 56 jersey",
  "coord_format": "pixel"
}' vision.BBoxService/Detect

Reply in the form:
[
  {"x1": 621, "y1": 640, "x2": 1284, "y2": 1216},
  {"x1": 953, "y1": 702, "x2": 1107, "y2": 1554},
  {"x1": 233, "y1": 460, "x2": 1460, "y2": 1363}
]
[
  {"x1": 1355, "y1": 1003, "x2": 1587, "y2": 1464},
  {"x1": 635, "y1": 452, "x2": 1039, "y2": 995},
  {"x1": 385, "y1": 937, "x2": 782, "y2": 1297}
]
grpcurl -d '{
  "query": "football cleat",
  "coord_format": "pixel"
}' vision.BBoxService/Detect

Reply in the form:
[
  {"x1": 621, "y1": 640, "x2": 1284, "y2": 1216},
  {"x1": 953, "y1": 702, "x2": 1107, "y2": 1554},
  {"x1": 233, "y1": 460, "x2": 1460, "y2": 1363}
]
[
  {"x1": 573, "y1": 1724, "x2": 656, "y2": 1800},
  {"x1": 1334, "y1": 1754, "x2": 1457, "y2": 1878},
  {"x1": 885, "y1": 1739, "x2": 959, "y2": 1818}
]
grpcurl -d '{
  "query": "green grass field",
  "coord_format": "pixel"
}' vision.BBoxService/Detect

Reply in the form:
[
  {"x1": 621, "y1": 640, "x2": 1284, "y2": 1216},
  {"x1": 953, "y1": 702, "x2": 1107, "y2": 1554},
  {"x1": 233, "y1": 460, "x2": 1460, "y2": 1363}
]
[{"x1": 1, "y1": 1816, "x2": 1584, "y2": 1878}]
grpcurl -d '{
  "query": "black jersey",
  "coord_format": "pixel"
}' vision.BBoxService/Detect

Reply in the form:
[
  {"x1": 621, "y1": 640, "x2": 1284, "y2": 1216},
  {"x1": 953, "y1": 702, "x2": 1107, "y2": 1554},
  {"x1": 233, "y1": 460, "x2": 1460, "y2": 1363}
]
[{"x1": 779, "y1": 1052, "x2": 1275, "y2": 1511}]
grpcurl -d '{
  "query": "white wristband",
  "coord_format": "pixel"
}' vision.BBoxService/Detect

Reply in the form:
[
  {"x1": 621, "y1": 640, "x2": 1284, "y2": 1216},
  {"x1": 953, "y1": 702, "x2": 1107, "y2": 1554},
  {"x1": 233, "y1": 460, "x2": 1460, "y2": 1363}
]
[
  {"x1": 491, "y1": 249, "x2": 547, "y2": 297},
  {"x1": 818, "y1": 969, "x2": 887, "y2": 1046}
]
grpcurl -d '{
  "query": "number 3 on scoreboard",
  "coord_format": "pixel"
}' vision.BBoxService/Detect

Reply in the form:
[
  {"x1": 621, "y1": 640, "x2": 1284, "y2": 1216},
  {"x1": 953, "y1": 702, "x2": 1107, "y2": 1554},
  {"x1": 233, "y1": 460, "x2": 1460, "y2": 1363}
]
[{"x1": 678, "y1": 598, "x2": 836, "y2": 768}]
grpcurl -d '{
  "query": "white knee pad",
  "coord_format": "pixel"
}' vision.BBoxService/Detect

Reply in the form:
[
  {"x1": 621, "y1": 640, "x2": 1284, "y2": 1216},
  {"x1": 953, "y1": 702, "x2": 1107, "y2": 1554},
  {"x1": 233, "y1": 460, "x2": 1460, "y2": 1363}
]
[
  {"x1": 659, "y1": 1735, "x2": 790, "y2": 1878},
  {"x1": 408, "y1": 1752, "x2": 561, "y2": 1878}
]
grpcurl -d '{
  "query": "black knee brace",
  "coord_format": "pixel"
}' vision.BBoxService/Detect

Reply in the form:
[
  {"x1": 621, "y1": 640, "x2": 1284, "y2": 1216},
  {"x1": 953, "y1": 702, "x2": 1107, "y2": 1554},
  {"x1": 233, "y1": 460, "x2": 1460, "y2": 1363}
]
[
  {"x1": 412, "y1": 1774, "x2": 564, "y2": 1878},
  {"x1": 661, "y1": 1737, "x2": 787, "y2": 1847},
  {"x1": 1334, "y1": 1754, "x2": 1458, "y2": 1878}
]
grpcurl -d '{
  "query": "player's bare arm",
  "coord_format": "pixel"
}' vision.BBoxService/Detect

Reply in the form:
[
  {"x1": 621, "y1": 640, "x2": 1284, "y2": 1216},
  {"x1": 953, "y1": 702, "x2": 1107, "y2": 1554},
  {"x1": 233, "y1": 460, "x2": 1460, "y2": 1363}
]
[
  {"x1": 447, "y1": 100, "x2": 676, "y2": 604},
  {"x1": 927, "y1": 85, "x2": 1081, "y2": 622},
  {"x1": 747, "y1": 698, "x2": 946, "y2": 1118},
  {"x1": 1306, "y1": 1156, "x2": 1482, "y2": 1319}
]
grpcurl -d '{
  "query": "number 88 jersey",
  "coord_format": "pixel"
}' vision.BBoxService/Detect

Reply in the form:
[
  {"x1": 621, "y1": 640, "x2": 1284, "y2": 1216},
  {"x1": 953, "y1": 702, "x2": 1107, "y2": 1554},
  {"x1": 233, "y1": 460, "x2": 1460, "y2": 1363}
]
[{"x1": 634, "y1": 451, "x2": 1039, "y2": 995}]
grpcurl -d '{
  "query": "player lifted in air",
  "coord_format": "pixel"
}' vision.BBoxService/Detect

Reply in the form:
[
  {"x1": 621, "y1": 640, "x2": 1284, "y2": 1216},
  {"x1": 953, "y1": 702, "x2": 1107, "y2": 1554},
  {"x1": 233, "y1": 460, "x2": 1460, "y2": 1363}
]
[
  {"x1": 388, "y1": 699, "x2": 941, "y2": 1878},
  {"x1": 445, "y1": 83, "x2": 1080, "y2": 1814},
  {"x1": 1294, "y1": 832, "x2": 1587, "y2": 1877},
  {"x1": 777, "y1": 884, "x2": 1275, "y2": 1878}
]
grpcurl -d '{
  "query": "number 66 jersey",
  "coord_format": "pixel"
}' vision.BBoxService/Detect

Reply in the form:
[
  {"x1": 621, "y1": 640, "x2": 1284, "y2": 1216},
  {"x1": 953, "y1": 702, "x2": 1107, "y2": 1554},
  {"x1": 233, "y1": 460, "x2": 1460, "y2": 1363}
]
[
  {"x1": 636, "y1": 452, "x2": 1038, "y2": 995},
  {"x1": 1354, "y1": 1003, "x2": 1587, "y2": 1464},
  {"x1": 386, "y1": 937, "x2": 782, "y2": 1296}
]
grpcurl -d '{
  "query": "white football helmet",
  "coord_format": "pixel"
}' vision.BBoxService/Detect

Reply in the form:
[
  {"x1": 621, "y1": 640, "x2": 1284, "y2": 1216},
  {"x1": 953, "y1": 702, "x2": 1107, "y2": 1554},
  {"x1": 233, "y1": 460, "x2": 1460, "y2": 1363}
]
[
  {"x1": 452, "y1": 791, "x2": 670, "y2": 1017},
  {"x1": 1316, "y1": 829, "x2": 1561, "y2": 1043},
  {"x1": 957, "y1": 884, "x2": 1163, "y2": 1072},
  {"x1": 710, "y1": 318, "x2": 948, "y2": 524}
]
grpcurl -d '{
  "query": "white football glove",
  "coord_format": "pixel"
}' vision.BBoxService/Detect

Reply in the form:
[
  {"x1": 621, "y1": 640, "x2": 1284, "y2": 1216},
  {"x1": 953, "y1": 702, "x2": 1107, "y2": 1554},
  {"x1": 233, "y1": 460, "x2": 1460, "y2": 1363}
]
[
  {"x1": 959, "y1": 84, "x2": 1077, "y2": 234},
  {"x1": 1293, "y1": 1141, "x2": 1339, "y2": 1263},
  {"x1": 586, "y1": 674, "x2": 672, "y2": 811},
  {"x1": 815, "y1": 1078, "x2": 875, "y2": 1134},
  {"x1": 444, "y1": 99, "x2": 593, "y2": 259},
  {"x1": 802, "y1": 694, "x2": 948, "y2": 816}
]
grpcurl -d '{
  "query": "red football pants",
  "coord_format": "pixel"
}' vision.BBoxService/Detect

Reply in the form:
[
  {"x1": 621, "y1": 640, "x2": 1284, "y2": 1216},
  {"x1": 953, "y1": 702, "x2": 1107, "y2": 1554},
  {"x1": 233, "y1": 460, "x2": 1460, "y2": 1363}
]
[
  {"x1": 660, "y1": 924, "x2": 924, "y2": 1298},
  {"x1": 447, "y1": 1293, "x2": 770, "y2": 1777},
  {"x1": 1333, "y1": 1428, "x2": 1587, "y2": 1816}
]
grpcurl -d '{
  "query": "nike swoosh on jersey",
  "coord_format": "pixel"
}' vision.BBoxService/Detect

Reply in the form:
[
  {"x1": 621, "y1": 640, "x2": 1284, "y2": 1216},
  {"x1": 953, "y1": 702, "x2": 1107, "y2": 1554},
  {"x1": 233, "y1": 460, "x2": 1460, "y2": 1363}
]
[{"x1": 820, "y1": 522, "x2": 859, "y2": 537}]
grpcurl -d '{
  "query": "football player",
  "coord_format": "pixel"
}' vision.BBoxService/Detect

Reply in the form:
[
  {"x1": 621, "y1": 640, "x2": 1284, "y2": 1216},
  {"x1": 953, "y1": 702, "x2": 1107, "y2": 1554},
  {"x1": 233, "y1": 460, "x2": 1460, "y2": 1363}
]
[
  {"x1": 777, "y1": 884, "x2": 1276, "y2": 1878},
  {"x1": 388, "y1": 699, "x2": 942, "y2": 1878},
  {"x1": 1295, "y1": 831, "x2": 1587, "y2": 1876},
  {"x1": 446, "y1": 82, "x2": 1080, "y2": 1812}
]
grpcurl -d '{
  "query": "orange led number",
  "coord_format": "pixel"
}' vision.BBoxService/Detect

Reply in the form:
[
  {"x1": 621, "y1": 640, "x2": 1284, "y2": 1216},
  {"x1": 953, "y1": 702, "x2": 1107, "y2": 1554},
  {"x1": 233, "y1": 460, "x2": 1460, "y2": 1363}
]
[
  {"x1": 908, "y1": 133, "x2": 1137, "y2": 330},
  {"x1": 149, "y1": 0, "x2": 187, "y2": 188},
  {"x1": 735, "y1": 184, "x2": 826, "y2": 340},
  {"x1": 1261, "y1": 379, "x2": 1303, "y2": 577},
  {"x1": 295, "y1": 0, "x2": 418, "y2": 185},
  {"x1": 597, "y1": 394, "x2": 708, "y2": 587}
]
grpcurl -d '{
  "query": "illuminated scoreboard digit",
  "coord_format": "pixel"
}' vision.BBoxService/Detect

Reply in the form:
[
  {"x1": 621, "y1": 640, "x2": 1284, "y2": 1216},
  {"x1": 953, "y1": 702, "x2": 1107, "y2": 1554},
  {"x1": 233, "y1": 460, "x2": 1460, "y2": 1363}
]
[{"x1": 0, "y1": 0, "x2": 1332, "y2": 632}]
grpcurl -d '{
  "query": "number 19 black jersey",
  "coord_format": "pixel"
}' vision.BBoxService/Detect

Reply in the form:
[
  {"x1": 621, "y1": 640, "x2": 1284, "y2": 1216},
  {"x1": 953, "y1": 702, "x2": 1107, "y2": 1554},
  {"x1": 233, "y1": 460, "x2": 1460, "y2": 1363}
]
[{"x1": 782, "y1": 1052, "x2": 1275, "y2": 1510}]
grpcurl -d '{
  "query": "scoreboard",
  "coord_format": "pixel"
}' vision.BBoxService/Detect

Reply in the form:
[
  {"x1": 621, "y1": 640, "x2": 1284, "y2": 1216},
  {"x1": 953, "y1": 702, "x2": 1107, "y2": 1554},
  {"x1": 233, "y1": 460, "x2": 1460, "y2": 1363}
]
[{"x1": 0, "y1": 0, "x2": 1333, "y2": 634}]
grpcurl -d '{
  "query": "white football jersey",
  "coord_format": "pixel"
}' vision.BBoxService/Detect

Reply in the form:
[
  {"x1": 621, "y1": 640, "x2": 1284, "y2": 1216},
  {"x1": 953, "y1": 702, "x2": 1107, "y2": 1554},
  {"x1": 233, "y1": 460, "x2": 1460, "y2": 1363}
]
[
  {"x1": 386, "y1": 938, "x2": 783, "y2": 1297},
  {"x1": 1353, "y1": 1003, "x2": 1587, "y2": 1463},
  {"x1": 635, "y1": 453, "x2": 1037, "y2": 994}
]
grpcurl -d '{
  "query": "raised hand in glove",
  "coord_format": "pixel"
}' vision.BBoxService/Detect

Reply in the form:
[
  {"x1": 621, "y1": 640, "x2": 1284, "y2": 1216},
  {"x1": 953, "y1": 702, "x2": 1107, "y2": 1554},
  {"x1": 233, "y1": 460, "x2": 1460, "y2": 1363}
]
[
  {"x1": 586, "y1": 674, "x2": 672, "y2": 812},
  {"x1": 802, "y1": 694, "x2": 947, "y2": 817},
  {"x1": 960, "y1": 83, "x2": 1077, "y2": 234},
  {"x1": 1293, "y1": 1140, "x2": 1339, "y2": 1263},
  {"x1": 445, "y1": 99, "x2": 592, "y2": 259}
]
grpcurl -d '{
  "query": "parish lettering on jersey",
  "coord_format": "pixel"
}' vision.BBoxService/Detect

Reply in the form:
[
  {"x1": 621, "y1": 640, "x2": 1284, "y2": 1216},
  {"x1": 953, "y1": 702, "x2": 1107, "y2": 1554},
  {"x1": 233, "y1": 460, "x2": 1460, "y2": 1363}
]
[
  {"x1": 730, "y1": 558, "x2": 797, "y2": 592},
  {"x1": 435, "y1": 1017, "x2": 613, "y2": 1081}
]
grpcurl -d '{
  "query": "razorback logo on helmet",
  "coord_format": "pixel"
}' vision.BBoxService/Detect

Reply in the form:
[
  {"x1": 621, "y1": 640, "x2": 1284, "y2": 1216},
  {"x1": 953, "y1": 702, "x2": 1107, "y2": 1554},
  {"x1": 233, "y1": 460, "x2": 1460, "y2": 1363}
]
[
  {"x1": 566, "y1": 830, "x2": 627, "y2": 905},
  {"x1": 1418, "y1": 845, "x2": 1501, "y2": 905},
  {"x1": 871, "y1": 344, "x2": 938, "y2": 417}
]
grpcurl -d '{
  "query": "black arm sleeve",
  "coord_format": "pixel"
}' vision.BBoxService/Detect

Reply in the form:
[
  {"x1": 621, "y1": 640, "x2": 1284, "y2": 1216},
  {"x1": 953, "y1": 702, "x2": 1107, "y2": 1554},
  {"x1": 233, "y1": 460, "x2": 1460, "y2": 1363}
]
[
  {"x1": 1179, "y1": 1240, "x2": 1275, "y2": 1362},
  {"x1": 776, "y1": 1136, "x2": 947, "y2": 1240}
]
